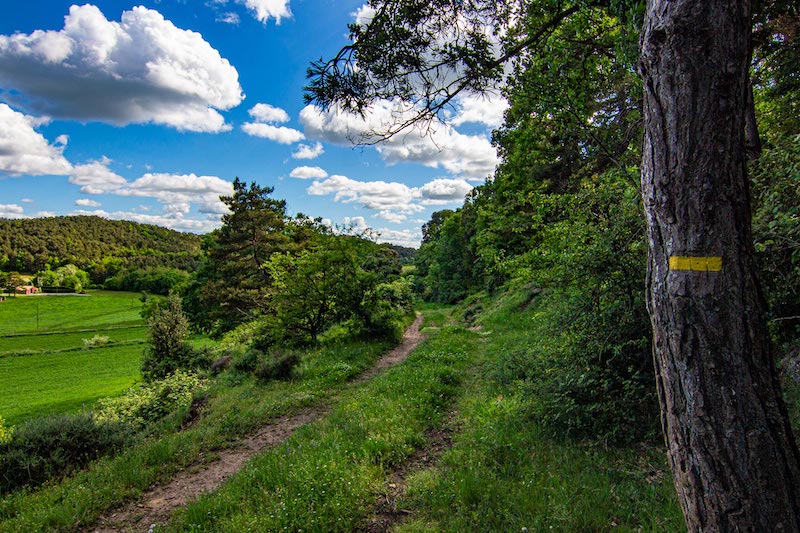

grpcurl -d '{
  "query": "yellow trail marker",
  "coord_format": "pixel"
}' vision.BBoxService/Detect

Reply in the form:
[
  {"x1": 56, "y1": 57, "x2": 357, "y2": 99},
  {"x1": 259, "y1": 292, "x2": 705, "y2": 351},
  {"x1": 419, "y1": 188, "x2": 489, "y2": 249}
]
[{"x1": 669, "y1": 256, "x2": 723, "y2": 272}]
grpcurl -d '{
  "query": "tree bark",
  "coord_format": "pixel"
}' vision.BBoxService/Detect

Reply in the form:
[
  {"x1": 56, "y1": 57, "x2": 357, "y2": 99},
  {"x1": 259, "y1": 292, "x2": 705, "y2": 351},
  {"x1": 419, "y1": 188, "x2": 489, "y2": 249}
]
[{"x1": 638, "y1": 0, "x2": 800, "y2": 530}]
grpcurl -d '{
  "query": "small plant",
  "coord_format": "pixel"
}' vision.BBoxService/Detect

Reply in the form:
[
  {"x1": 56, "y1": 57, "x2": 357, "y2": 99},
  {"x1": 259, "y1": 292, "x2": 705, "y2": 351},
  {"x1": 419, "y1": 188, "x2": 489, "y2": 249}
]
[
  {"x1": 254, "y1": 349, "x2": 300, "y2": 382},
  {"x1": 82, "y1": 334, "x2": 110, "y2": 348},
  {"x1": 0, "y1": 415, "x2": 13, "y2": 444},
  {"x1": 95, "y1": 370, "x2": 209, "y2": 429}
]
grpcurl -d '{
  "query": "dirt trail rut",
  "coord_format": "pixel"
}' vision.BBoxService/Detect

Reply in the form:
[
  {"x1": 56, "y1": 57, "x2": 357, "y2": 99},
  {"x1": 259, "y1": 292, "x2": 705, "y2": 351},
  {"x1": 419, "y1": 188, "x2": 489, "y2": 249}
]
[{"x1": 91, "y1": 313, "x2": 425, "y2": 533}]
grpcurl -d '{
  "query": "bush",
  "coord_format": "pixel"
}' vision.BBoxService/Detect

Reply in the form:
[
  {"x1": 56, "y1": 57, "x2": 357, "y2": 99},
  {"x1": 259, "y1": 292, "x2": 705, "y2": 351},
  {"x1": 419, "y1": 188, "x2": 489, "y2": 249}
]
[
  {"x1": 94, "y1": 370, "x2": 209, "y2": 429},
  {"x1": 231, "y1": 347, "x2": 262, "y2": 373},
  {"x1": 254, "y1": 349, "x2": 300, "y2": 382},
  {"x1": 82, "y1": 334, "x2": 110, "y2": 348},
  {"x1": 0, "y1": 413, "x2": 131, "y2": 494},
  {"x1": 141, "y1": 294, "x2": 200, "y2": 381}
]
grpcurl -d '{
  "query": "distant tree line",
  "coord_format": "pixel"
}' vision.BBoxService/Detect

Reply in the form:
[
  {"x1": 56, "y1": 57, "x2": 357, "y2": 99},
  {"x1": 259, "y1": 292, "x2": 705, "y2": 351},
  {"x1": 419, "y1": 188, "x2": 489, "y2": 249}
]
[{"x1": 0, "y1": 216, "x2": 202, "y2": 277}]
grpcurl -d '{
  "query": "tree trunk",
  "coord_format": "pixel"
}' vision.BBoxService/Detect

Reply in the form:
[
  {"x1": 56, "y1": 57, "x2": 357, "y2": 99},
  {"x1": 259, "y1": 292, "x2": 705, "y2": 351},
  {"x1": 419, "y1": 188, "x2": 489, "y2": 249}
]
[{"x1": 638, "y1": 0, "x2": 800, "y2": 530}]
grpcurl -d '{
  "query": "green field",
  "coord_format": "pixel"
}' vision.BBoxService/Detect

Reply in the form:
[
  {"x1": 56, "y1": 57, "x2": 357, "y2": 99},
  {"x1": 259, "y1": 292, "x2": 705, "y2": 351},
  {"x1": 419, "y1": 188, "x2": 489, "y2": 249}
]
[
  {"x1": 0, "y1": 291, "x2": 148, "y2": 425},
  {"x1": 0, "y1": 290, "x2": 144, "y2": 335}
]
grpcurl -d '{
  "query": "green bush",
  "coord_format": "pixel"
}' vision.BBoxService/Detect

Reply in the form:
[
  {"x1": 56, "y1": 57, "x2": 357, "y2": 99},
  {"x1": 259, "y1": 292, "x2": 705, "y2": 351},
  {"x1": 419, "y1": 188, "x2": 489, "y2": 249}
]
[
  {"x1": 0, "y1": 413, "x2": 131, "y2": 494},
  {"x1": 94, "y1": 370, "x2": 209, "y2": 430},
  {"x1": 141, "y1": 294, "x2": 200, "y2": 381},
  {"x1": 231, "y1": 347, "x2": 262, "y2": 373},
  {"x1": 254, "y1": 349, "x2": 300, "y2": 382}
]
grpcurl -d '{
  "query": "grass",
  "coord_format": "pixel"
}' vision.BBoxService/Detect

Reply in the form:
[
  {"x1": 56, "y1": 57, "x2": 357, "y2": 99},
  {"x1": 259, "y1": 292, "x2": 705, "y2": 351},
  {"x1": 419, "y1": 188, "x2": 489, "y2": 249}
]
[
  {"x1": 0, "y1": 291, "x2": 148, "y2": 425},
  {"x1": 0, "y1": 344, "x2": 145, "y2": 425},
  {"x1": 0, "y1": 294, "x2": 685, "y2": 531},
  {"x1": 395, "y1": 295, "x2": 684, "y2": 532},
  {"x1": 0, "y1": 337, "x2": 394, "y2": 531},
  {"x1": 163, "y1": 326, "x2": 476, "y2": 531},
  {"x1": 0, "y1": 290, "x2": 144, "y2": 335},
  {"x1": 0, "y1": 326, "x2": 147, "y2": 356}
]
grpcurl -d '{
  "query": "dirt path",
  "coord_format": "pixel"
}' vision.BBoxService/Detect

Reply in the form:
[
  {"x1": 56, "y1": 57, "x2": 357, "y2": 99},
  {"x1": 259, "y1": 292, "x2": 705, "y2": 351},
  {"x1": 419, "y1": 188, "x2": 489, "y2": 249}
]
[
  {"x1": 90, "y1": 314, "x2": 425, "y2": 533},
  {"x1": 361, "y1": 409, "x2": 458, "y2": 532}
]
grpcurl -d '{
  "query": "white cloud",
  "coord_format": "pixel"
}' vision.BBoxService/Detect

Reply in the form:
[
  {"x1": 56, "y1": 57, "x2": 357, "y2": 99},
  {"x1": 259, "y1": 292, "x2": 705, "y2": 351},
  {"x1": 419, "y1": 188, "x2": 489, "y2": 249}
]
[
  {"x1": 300, "y1": 101, "x2": 499, "y2": 180},
  {"x1": 69, "y1": 157, "x2": 127, "y2": 194},
  {"x1": 69, "y1": 161, "x2": 233, "y2": 216},
  {"x1": 217, "y1": 12, "x2": 240, "y2": 25},
  {"x1": 290, "y1": 166, "x2": 328, "y2": 179},
  {"x1": 352, "y1": 5, "x2": 376, "y2": 26},
  {"x1": 0, "y1": 4, "x2": 243, "y2": 132},
  {"x1": 0, "y1": 204, "x2": 25, "y2": 218},
  {"x1": 0, "y1": 104, "x2": 72, "y2": 176},
  {"x1": 120, "y1": 172, "x2": 233, "y2": 213},
  {"x1": 241, "y1": 122, "x2": 305, "y2": 144},
  {"x1": 242, "y1": 0, "x2": 292, "y2": 24},
  {"x1": 20, "y1": 198, "x2": 34, "y2": 203},
  {"x1": 376, "y1": 210, "x2": 407, "y2": 223},
  {"x1": 70, "y1": 208, "x2": 221, "y2": 233},
  {"x1": 292, "y1": 142, "x2": 324, "y2": 159},
  {"x1": 307, "y1": 173, "x2": 473, "y2": 223},
  {"x1": 75, "y1": 198, "x2": 101, "y2": 207},
  {"x1": 449, "y1": 94, "x2": 509, "y2": 128},
  {"x1": 307, "y1": 174, "x2": 423, "y2": 213},
  {"x1": 339, "y1": 216, "x2": 419, "y2": 247},
  {"x1": 248, "y1": 103, "x2": 290, "y2": 123},
  {"x1": 419, "y1": 178, "x2": 472, "y2": 201}
]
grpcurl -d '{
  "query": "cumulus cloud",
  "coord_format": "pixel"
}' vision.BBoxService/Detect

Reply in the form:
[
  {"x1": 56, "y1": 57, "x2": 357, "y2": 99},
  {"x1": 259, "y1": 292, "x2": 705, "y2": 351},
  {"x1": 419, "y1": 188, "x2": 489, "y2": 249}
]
[
  {"x1": 308, "y1": 174, "x2": 423, "y2": 213},
  {"x1": 0, "y1": 204, "x2": 25, "y2": 218},
  {"x1": 290, "y1": 166, "x2": 328, "y2": 179},
  {"x1": 70, "y1": 208, "x2": 222, "y2": 233},
  {"x1": 0, "y1": 104, "x2": 72, "y2": 176},
  {"x1": 242, "y1": 0, "x2": 292, "y2": 24},
  {"x1": 307, "y1": 174, "x2": 472, "y2": 222},
  {"x1": 119, "y1": 172, "x2": 233, "y2": 215},
  {"x1": 339, "y1": 216, "x2": 420, "y2": 248},
  {"x1": 0, "y1": 4, "x2": 243, "y2": 132},
  {"x1": 449, "y1": 94, "x2": 509, "y2": 128},
  {"x1": 75, "y1": 198, "x2": 102, "y2": 207},
  {"x1": 292, "y1": 142, "x2": 324, "y2": 159},
  {"x1": 419, "y1": 178, "x2": 472, "y2": 201},
  {"x1": 241, "y1": 122, "x2": 305, "y2": 144},
  {"x1": 248, "y1": 103, "x2": 290, "y2": 123},
  {"x1": 69, "y1": 157, "x2": 127, "y2": 194},
  {"x1": 242, "y1": 102, "x2": 304, "y2": 144},
  {"x1": 300, "y1": 101, "x2": 499, "y2": 180}
]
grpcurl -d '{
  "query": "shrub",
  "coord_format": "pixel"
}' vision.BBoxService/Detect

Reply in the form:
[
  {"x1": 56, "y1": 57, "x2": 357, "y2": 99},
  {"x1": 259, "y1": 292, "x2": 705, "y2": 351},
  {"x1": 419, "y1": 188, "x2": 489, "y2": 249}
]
[
  {"x1": 0, "y1": 413, "x2": 131, "y2": 494},
  {"x1": 231, "y1": 347, "x2": 262, "y2": 373},
  {"x1": 254, "y1": 349, "x2": 300, "y2": 382},
  {"x1": 141, "y1": 294, "x2": 200, "y2": 381},
  {"x1": 0, "y1": 415, "x2": 13, "y2": 444},
  {"x1": 82, "y1": 334, "x2": 110, "y2": 348},
  {"x1": 94, "y1": 370, "x2": 209, "y2": 430}
]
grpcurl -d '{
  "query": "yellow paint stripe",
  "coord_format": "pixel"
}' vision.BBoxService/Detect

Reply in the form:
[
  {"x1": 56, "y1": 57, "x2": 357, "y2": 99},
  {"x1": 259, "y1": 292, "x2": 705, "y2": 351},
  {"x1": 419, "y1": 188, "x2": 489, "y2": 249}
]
[{"x1": 669, "y1": 256, "x2": 723, "y2": 272}]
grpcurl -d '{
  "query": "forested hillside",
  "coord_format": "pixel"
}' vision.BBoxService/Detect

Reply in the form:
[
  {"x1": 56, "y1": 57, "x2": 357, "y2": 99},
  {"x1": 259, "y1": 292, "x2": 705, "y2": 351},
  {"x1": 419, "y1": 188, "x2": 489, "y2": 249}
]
[{"x1": 0, "y1": 216, "x2": 203, "y2": 274}]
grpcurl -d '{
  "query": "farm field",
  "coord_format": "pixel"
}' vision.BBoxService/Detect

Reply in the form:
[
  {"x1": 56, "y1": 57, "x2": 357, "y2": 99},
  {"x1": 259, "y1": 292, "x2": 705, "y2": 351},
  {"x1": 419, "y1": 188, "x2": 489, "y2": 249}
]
[
  {"x1": 0, "y1": 291, "x2": 148, "y2": 424},
  {"x1": 0, "y1": 290, "x2": 144, "y2": 335}
]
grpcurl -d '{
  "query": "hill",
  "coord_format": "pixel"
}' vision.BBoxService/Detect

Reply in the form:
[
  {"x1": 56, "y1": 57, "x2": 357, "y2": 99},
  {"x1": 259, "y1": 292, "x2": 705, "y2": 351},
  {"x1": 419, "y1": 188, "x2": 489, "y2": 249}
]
[{"x1": 0, "y1": 216, "x2": 203, "y2": 274}]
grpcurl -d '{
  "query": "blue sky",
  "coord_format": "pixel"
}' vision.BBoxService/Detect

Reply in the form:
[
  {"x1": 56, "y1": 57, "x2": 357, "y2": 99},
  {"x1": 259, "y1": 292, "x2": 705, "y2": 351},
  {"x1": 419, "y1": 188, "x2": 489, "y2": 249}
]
[{"x1": 0, "y1": 1, "x2": 506, "y2": 247}]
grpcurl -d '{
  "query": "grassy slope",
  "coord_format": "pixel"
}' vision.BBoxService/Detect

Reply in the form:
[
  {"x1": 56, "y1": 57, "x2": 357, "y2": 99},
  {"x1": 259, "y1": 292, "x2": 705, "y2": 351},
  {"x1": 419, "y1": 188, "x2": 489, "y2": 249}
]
[
  {"x1": 0, "y1": 291, "x2": 146, "y2": 424},
  {"x1": 0, "y1": 338, "x2": 392, "y2": 531},
  {"x1": 1, "y1": 295, "x2": 684, "y2": 531},
  {"x1": 164, "y1": 298, "x2": 682, "y2": 531}
]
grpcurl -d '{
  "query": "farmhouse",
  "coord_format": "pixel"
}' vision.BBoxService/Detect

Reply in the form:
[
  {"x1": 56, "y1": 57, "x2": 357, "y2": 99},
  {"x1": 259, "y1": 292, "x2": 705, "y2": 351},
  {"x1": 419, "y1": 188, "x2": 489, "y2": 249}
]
[{"x1": 15, "y1": 285, "x2": 40, "y2": 295}]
